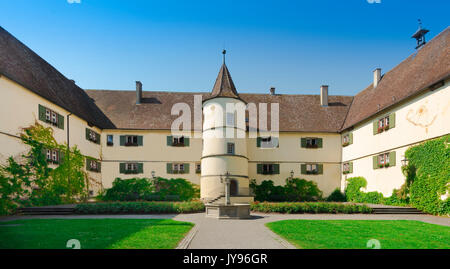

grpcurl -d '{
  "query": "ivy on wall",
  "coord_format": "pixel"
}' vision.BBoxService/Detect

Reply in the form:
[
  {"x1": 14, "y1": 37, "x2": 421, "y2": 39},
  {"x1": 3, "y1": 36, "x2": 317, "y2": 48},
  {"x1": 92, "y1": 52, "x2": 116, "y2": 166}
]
[
  {"x1": 345, "y1": 135, "x2": 450, "y2": 215},
  {"x1": 0, "y1": 122, "x2": 89, "y2": 215},
  {"x1": 405, "y1": 134, "x2": 450, "y2": 215}
]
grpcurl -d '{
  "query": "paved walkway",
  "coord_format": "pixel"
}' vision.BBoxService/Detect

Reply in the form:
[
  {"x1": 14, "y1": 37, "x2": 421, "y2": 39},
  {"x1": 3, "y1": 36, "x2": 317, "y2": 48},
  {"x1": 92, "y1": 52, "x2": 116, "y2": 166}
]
[{"x1": 1, "y1": 213, "x2": 449, "y2": 249}]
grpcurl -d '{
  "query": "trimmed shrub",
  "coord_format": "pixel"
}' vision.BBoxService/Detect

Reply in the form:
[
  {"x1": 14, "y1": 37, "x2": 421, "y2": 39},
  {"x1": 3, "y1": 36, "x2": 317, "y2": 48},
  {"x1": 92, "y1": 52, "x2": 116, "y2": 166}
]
[
  {"x1": 100, "y1": 177, "x2": 199, "y2": 202},
  {"x1": 250, "y1": 202, "x2": 372, "y2": 214},
  {"x1": 250, "y1": 178, "x2": 323, "y2": 202},
  {"x1": 74, "y1": 201, "x2": 205, "y2": 214},
  {"x1": 326, "y1": 189, "x2": 346, "y2": 202}
]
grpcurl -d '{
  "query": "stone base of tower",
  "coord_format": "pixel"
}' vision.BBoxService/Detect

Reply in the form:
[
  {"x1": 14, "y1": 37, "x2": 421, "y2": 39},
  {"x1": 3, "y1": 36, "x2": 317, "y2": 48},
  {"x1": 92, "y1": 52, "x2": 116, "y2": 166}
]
[{"x1": 205, "y1": 203, "x2": 251, "y2": 219}]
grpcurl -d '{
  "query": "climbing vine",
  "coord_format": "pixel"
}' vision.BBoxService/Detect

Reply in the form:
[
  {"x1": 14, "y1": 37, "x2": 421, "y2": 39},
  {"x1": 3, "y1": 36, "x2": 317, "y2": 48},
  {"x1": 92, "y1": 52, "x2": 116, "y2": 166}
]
[
  {"x1": 405, "y1": 134, "x2": 449, "y2": 215},
  {"x1": 345, "y1": 135, "x2": 450, "y2": 215},
  {"x1": 0, "y1": 122, "x2": 89, "y2": 215}
]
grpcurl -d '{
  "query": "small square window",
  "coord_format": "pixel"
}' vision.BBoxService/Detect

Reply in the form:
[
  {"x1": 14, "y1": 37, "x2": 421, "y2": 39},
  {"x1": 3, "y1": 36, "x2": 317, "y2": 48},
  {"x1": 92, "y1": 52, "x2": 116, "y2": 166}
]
[
  {"x1": 262, "y1": 164, "x2": 274, "y2": 174},
  {"x1": 107, "y1": 135, "x2": 114, "y2": 146},
  {"x1": 306, "y1": 164, "x2": 318, "y2": 174},
  {"x1": 196, "y1": 163, "x2": 201, "y2": 173},
  {"x1": 227, "y1": 143, "x2": 235, "y2": 154}
]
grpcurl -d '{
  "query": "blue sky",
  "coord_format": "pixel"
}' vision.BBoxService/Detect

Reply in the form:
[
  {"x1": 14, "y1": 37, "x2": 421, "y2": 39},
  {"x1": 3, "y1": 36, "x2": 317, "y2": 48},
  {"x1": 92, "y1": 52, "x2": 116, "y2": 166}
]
[{"x1": 0, "y1": 0, "x2": 448, "y2": 96}]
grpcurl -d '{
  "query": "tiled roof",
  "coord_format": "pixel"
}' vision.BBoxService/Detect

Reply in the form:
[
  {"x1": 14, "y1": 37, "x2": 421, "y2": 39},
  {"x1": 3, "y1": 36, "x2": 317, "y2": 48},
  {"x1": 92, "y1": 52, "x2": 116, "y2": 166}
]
[
  {"x1": 206, "y1": 63, "x2": 240, "y2": 100},
  {"x1": 0, "y1": 26, "x2": 115, "y2": 129},
  {"x1": 85, "y1": 90, "x2": 353, "y2": 132},
  {"x1": 341, "y1": 27, "x2": 450, "y2": 130}
]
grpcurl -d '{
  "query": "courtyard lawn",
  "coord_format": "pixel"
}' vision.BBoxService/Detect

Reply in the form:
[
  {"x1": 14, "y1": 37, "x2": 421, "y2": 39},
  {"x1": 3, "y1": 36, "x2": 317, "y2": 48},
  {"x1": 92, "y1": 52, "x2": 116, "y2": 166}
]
[
  {"x1": 0, "y1": 219, "x2": 193, "y2": 249},
  {"x1": 266, "y1": 220, "x2": 450, "y2": 249}
]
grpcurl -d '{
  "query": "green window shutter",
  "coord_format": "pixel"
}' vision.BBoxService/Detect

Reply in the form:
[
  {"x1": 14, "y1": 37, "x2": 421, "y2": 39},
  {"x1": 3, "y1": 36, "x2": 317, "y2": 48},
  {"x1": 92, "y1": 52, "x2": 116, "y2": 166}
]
[
  {"x1": 137, "y1": 136, "x2": 143, "y2": 146},
  {"x1": 318, "y1": 138, "x2": 323, "y2": 148},
  {"x1": 120, "y1": 136, "x2": 126, "y2": 146},
  {"x1": 184, "y1": 137, "x2": 190, "y2": 147},
  {"x1": 137, "y1": 163, "x2": 143, "y2": 173},
  {"x1": 373, "y1": 156, "x2": 378, "y2": 169},
  {"x1": 273, "y1": 164, "x2": 280, "y2": 174},
  {"x1": 373, "y1": 121, "x2": 378, "y2": 135},
  {"x1": 59, "y1": 150, "x2": 65, "y2": 164},
  {"x1": 256, "y1": 137, "x2": 261, "y2": 147},
  {"x1": 349, "y1": 162, "x2": 353, "y2": 173},
  {"x1": 119, "y1": 163, "x2": 125, "y2": 173},
  {"x1": 86, "y1": 158, "x2": 91, "y2": 171},
  {"x1": 301, "y1": 164, "x2": 307, "y2": 175},
  {"x1": 317, "y1": 164, "x2": 323, "y2": 175},
  {"x1": 166, "y1": 163, "x2": 173, "y2": 174},
  {"x1": 167, "y1": 136, "x2": 173, "y2": 146},
  {"x1": 98, "y1": 161, "x2": 101, "y2": 172},
  {"x1": 95, "y1": 133, "x2": 101, "y2": 144},
  {"x1": 389, "y1": 151, "x2": 396, "y2": 167},
  {"x1": 85, "y1": 128, "x2": 90, "y2": 140},
  {"x1": 389, "y1": 113, "x2": 396, "y2": 128},
  {"x1": 184, "y1": 163, "x2": 190, "y2": 174},
  {"x1": 301, "y1": 138, "x2": 306, "y2": 148},
  {"x1": 38, "y1": 105, "x2": 46, "y2": 121},
  {"x1": 58, "y1": 114, "x2": 64, "y2": 129},
  {"x1": 257, "y1": 164, "x2": 263, "y2": 174},
  {"x1": 349, "y1": 133, "x2": 353, "y2": 144}
]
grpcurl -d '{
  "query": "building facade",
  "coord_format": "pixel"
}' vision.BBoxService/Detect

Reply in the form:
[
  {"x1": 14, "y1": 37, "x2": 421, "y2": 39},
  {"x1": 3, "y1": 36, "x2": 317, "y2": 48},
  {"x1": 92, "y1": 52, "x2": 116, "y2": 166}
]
[{"x1": 0, "y1": 26, "x2": 449, "y2": 201}]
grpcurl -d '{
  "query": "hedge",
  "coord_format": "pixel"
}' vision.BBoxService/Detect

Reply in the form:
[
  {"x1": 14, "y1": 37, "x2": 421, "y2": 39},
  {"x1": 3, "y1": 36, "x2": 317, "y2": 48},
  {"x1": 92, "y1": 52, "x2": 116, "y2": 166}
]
[
  {"x1": 74, "y1": 201, "x2": 205, "y2": 214},
  {"x1": 250, "y1": 202, "x2": 372, "y2": 214}
]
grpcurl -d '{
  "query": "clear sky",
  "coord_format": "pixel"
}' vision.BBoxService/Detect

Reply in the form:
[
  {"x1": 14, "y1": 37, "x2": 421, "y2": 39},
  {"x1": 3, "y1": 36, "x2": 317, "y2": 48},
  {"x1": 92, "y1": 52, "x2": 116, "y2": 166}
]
[{"x1": 0, "y1": 0, "x2": 448, "y2": 96}]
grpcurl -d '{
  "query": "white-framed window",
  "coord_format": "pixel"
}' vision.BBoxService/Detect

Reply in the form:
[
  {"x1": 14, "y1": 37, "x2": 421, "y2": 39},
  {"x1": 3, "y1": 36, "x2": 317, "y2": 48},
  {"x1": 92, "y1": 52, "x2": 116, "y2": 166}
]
[
  {"x1": 343, "y1": 163, "x2": 349, "y2": 172},
  {"x1": 173, "y1": 136, "x2": 185, "y2": 146},
  {"x1": 306, "y1": 164, "x2": 318, "y2": 174},
  {"x1": 46, "y1": 149, "x2": 52, "y2": 160},
  {"x1": 126, "y1": 163, "x2": 137, "y2": 171},
  {"x1": 227, "y1": 142, "x2": 235, "y2": 154},
  {"x1": 90, "y1": 160, "x2": 98, "y2": 170},
  {"x1": 126, "y1": 135, "x2": 138, "y2": 145},
  {"x1": 89, "y1": 130, "x2": 97, "y2": 141},
  {"x1": 107, "y1": 135, "x2": 113, "y2": 146},
  {"x1": 306, "y1": 138, "x2": 318, "y2": 147},
  {"x1": 195, "y1": 163, "x2": 201, "y2": 173},
  {"x1": 45, "y1": 109, "x2": 51, "y2": 121},
  {"x1": 262, "y1": 164, "x2": 274, "y2": 174},
  {"x1": 226, "y1": 112, "x2": 235, "y2": 126},
  {"x1": 51, "y1": 150, "x2": 58, "y2": 162},
  {"x1": 51, "y1": 111, "x2": 58, "y2": 125}
]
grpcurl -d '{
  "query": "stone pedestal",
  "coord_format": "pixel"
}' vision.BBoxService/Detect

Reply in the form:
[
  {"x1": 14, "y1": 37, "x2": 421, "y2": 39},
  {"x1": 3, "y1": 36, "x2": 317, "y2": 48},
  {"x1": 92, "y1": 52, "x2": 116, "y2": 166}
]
[{"x1": 205, "y1": 203, "x2": 251, "y2": 219}]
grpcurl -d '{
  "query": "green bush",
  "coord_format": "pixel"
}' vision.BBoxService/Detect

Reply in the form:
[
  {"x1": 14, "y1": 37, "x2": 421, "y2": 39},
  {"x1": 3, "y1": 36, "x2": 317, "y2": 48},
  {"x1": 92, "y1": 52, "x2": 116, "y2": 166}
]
[
  {"x1": 101, "y1": 177, "x2": 199, "y2": 202},
  {"x1": 326, "y1": 189, "x2": 346, "y2": 202},
  {"x1": 250, "y1": 178, "x2": 323, "y2": 202},
  {"x1": 74, "y1": 201, "x2": 205, "y2": 214},
  {"x1": 250, "y1": 202, "x2": 372, "y2": 214}
]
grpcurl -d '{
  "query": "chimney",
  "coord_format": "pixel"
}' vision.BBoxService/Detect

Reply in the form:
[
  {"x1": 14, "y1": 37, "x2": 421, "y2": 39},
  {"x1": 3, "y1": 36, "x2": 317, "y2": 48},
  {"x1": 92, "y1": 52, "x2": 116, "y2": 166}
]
[
  {"x1": 373, "y1": 68, "x2": 381, "y2": 88},
  {"x1": 320, "y1": 85, "x2": 328, "y2": 107},
  {"x1": 269, "y1": 87, "x2": 276, "y2": 95},
  {"x1": 136, "y1": 81, "x2": 142, "y2": 104}
]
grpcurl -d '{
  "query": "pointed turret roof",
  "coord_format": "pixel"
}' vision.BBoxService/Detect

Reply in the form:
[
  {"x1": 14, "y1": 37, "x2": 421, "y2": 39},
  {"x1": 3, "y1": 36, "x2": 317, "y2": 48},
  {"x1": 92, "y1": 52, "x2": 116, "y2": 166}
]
[{"x1": 209, "y1": 63, "x2": 240, "y2": 99}]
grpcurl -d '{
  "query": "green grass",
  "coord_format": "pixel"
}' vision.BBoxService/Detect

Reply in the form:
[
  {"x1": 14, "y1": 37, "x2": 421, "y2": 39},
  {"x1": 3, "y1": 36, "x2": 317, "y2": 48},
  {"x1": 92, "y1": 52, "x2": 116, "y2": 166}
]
[
  {"x1": 0, "y1": 218, "x2": 193, "y2": 249},
  {"x1": 266, "y1": 220, "x2": 450, "y2": 249}
]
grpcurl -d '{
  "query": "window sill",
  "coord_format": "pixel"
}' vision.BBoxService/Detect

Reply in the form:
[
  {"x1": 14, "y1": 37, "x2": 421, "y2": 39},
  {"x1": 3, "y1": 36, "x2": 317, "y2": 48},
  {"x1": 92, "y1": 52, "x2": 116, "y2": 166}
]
[{"x1": 124, "y1": 143, "x2": 139, "y2": 147}]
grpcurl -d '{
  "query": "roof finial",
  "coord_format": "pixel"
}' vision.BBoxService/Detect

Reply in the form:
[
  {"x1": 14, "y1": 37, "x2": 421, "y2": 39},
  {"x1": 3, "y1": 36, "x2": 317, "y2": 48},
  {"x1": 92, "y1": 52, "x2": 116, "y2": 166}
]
[{"x1": 222, "y1": 49, "x2": 226, "y2": 64}]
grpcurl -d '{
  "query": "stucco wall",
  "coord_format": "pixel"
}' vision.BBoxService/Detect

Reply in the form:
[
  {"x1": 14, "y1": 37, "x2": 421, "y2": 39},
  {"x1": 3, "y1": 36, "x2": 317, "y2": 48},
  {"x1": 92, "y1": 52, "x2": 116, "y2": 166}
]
[
  {"x1": 0, "y1": 76, "x2": 103, "y2": 193},
  {"x1": 341, "y1": 79, "x2": 450, "y2": 196}
]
